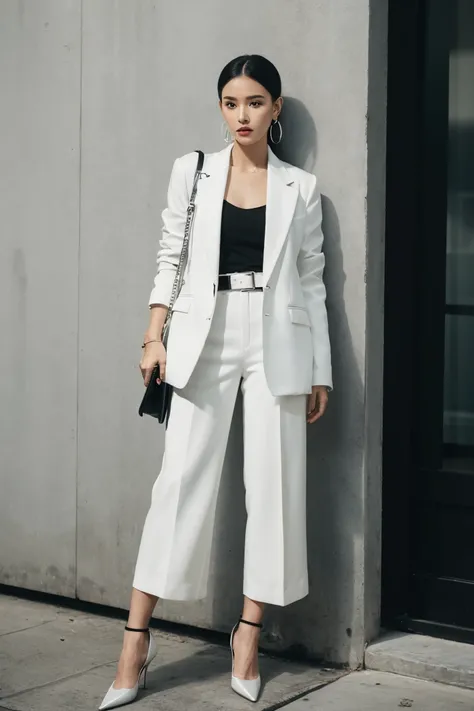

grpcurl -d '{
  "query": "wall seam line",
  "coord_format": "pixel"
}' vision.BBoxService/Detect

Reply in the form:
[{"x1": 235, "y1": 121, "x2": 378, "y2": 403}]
[{"x1": 75, "y1": 0, "x2": 84, "y2": 600}]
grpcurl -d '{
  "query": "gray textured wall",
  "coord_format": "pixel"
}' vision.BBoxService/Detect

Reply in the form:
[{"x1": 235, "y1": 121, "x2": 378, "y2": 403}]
[
  {"x1": 0, "y1": 0, "x2": 81, "y2": 597},
  {"x1": 0, "y1": 0, "x2": 387, "y2": 667}
]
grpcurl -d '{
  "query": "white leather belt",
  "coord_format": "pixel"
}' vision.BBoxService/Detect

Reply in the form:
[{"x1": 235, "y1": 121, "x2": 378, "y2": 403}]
[{"x1": 217, "y1": 271, "x2": 264, "y2": 291}]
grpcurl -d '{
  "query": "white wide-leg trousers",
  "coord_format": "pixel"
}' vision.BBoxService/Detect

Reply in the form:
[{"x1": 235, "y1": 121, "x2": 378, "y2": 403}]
[{"x1": 133, "y1": 290, "x2": 309, "y2": 606}]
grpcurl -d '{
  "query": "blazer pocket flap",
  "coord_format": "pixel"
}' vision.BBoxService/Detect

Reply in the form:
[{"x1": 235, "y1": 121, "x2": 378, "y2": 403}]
[
  {"x1": 172, "y1": 295, "x2": 193, "y2": 313},
  {"x1": 288, "y1": 306, "x2": 311, "y2": 327}
]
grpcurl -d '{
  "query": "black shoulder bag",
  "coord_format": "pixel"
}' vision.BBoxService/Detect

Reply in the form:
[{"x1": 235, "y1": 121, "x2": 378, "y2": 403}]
[{"x1": 139, "y1": 150, "x2": 205, "y2": 425}]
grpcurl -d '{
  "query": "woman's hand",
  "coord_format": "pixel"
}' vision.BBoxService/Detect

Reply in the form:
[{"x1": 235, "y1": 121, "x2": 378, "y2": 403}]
[
  {"x1": 307, "y1": 385, "x2": 329, "y2": 424},
  {"x1": 140, "y1": 341, "x2": 167, "y2": 386}
]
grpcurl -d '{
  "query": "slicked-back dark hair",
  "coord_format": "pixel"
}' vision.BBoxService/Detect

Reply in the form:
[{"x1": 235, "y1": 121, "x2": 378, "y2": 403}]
[{"x1": 217, "y1": 54, "x2": 282, "y2": 102}]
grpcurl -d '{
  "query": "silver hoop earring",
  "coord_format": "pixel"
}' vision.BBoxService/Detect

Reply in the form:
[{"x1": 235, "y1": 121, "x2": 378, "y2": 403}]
[
  {"x1": 221, "y1": 122, "x2": 233, "y2": 144},
  {"x1": 270, "y1": 119, "x2": 283, "y2": 145}
]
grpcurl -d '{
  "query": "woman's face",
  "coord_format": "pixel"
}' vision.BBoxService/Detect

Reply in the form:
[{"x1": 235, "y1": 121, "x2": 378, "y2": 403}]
[{"x1": 220, "y1": 75, "x2": 282, "y2": 146}]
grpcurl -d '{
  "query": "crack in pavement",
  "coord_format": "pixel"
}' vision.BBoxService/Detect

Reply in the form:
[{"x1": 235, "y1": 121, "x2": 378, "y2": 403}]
[{"x1": 0, "y1": 658, "x2": 117, "y2": 701}]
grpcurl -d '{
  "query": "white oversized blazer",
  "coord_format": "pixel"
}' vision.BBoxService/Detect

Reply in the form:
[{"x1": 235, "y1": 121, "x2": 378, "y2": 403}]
[{"x1": 149, "y1": 142, "x2": 333, "y2": 396}]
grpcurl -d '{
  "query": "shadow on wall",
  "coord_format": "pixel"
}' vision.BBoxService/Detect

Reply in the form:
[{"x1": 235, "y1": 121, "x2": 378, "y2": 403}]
[
  {"x1": 209, "y1": 98, "x2": 365, "y2": 664},
  {"x1": 270, "y1": 97, "x2": 317, "y2": 171}
]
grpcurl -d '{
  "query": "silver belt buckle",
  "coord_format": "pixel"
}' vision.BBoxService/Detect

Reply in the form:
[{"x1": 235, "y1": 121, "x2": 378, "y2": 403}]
[{"x1": 240, "y1": 271, "x2": 256, "y2": 291}]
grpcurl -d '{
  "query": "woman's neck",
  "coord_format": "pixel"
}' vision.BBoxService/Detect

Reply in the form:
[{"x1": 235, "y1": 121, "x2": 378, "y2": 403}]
[{"x1": 230, "y1": 137, "x2": 268, "y2": 172}]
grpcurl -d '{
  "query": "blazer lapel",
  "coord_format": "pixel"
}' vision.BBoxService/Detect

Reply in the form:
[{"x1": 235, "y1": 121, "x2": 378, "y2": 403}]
[
  {"x1": 194, "y1": 142, "x2": 298, "y2": 284},
  {"x1": 263, "y1": 146, "x2": 298, "y2": 284},
  {"x1": 195, "y1": 143, "x2": 233, "y2": 279}
]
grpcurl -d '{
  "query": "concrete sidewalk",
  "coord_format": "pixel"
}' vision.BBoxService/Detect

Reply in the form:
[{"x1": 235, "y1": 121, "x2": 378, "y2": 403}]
[
  {"x1": 1, "y1": 593, "x2": 473, "y2": 710},
  {"x1": 286, "y1": 670, "x2": 474, "y2": 710}
]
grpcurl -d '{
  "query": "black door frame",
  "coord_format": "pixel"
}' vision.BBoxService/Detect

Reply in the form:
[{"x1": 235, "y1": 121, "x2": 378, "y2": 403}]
[
  {"x1": 381, "y1": 0, "x2": 474, "y2": 643},
  {"x1": 381, "y1": 0, "x2": 423, "y2": 625}
]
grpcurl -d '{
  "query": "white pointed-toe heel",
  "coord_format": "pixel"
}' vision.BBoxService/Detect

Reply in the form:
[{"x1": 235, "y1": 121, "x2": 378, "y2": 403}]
[
  {"x1": 230, "y1": 617, "x2": 262, "y2": 703},
  {"x1": 98, "y1": 625, "x2": 157, "y2": 711}
]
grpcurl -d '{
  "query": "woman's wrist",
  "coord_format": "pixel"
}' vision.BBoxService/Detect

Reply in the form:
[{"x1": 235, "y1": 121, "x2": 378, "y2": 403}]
[
  {"x1": 143, "y1": 331, "x2": 162, "y2": 341},
  {"x1": 144, "y1": 326, "x2": 163, "y2": 340}
]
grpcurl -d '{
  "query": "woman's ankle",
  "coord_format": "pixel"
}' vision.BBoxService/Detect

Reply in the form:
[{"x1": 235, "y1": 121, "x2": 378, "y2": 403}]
[{"x1": 123, "y1": 629, "x2": 149, "y2": 648}]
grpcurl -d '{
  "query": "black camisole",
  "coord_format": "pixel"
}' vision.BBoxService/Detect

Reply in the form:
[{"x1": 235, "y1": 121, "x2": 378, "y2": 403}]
[{"x1": 218, "y1": 199, "x2": 266, "y2": 274}]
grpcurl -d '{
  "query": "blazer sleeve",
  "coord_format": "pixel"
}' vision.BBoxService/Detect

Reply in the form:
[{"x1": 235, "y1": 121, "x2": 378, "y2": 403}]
[
  {"x1": 296, "y1": 174, "x2": 333, "y2": 390},
  {"x1": 148, "y1": 156, "x2": 189, "y2": 308}
]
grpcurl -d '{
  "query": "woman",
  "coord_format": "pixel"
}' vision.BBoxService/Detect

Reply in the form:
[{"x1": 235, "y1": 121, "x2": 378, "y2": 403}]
[{"x1": 99, "y1": 53, "x2": 332, "y2": 711}]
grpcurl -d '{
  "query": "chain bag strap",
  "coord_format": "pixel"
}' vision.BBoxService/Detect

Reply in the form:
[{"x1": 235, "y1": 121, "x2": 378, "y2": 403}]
[{"x1": 161, "y1": 150, "x2": 205, "y2": 347}]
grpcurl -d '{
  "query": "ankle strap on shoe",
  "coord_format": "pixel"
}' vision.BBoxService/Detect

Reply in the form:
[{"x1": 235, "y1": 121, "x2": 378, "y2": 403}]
[
  {"x1": 239, "y1": 617, "x2": 263, "y2": 629},
  {"x1": 125, "y1": 625, "x2": 149, "y2": 632}
]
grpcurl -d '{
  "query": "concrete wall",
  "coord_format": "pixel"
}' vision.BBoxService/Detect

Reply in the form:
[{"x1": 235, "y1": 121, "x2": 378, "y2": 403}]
[
  {"x1": 0, "y1": 0, "x2": 81, "y2": 597},
  {"x1": 0, "y1": 0, "x2": 388, "y2": 667}
]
